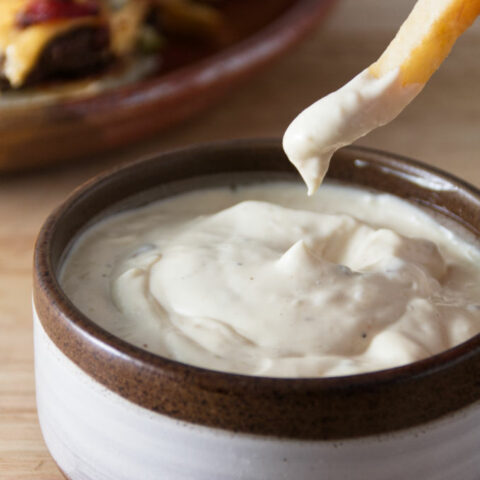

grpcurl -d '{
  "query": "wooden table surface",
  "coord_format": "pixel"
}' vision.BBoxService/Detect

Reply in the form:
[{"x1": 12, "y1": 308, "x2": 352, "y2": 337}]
[{"x1": 1, "y1": 1, "x2": 480, "y2": 477}]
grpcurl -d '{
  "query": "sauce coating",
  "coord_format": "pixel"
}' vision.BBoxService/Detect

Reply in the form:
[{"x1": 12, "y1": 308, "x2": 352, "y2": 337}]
[{"x1": 283, "y1": 69, "x2": 422, "y2": 195}]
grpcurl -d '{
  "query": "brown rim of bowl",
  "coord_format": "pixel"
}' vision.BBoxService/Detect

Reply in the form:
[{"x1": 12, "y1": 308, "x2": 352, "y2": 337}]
[{"x1": 33, "y1": 139, "x2": 480, "y2": 440}]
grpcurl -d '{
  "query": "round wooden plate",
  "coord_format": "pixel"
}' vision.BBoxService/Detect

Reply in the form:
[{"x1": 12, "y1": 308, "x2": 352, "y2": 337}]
[{"x1": 0, "y1": 0, "x2": 337, "y2": 171}]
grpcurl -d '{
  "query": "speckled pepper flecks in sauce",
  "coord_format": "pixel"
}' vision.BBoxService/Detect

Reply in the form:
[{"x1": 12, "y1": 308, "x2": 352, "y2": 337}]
[{"x1": 60, "y1": 182, "x2": 480, "y2": 377}]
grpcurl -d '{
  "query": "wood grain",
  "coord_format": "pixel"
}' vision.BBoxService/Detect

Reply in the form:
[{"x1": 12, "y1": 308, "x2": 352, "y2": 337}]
[{"x1": 1, "y1": 0, "x2": 480, "y2": 477}]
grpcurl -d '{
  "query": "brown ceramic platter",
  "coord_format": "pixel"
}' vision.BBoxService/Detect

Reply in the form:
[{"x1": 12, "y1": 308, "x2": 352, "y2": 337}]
[
  {"x1": 0, "y1": 0, "x2": 336, "y2": 172},
  {"x1": 33, "y1": 140, "x2": 480, "y2": 440}
]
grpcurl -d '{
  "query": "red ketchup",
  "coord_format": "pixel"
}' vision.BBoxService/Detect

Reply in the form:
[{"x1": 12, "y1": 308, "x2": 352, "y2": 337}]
[{"x1": 17, "y1": 0, "x2": 100, "y2": 28}]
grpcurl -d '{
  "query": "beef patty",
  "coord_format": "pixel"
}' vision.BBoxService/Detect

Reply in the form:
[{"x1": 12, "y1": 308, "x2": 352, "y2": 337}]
[{"x1": 1, "y1": 25, "x2": 112, "y2": 89}]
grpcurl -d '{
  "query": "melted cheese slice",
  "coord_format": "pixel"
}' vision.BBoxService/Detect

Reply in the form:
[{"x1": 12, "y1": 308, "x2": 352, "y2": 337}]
[{"x1": 0, "y1": 1, "x2": 105, "y2": 87}]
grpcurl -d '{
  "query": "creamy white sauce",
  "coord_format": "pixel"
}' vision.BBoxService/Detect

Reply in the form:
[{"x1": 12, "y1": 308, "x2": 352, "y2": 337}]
[
  {"x1": 283, "y1": 69, "x2": 422, "y2": 194},
  {"x1": 60, "y1": 182, "x2": 480, "y2": 377}
]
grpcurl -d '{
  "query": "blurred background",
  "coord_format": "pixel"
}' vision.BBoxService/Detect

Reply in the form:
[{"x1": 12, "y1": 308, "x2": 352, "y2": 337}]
[{"x1": 1, "y1": 0, "x2": 480, "y2": 477}]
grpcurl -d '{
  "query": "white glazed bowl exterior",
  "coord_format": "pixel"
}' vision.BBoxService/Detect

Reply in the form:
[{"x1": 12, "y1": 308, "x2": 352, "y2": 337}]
[{"x1": 34, "y1": 307, "x2": 480, "y2": 480}]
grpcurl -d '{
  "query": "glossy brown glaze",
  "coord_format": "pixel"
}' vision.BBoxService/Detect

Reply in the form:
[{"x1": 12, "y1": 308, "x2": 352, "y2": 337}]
[
  {"x1": 0, "y1": 0, "x2": 336, "y2": 171},
  {"x1": 33, "y1": 140, "x2": 480, "y2": 440}
]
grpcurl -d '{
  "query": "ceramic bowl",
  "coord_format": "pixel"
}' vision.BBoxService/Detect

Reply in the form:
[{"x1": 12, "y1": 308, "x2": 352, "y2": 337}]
[{"x1": 33, "y1": 140, "x2": 480, "y2": 479}]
